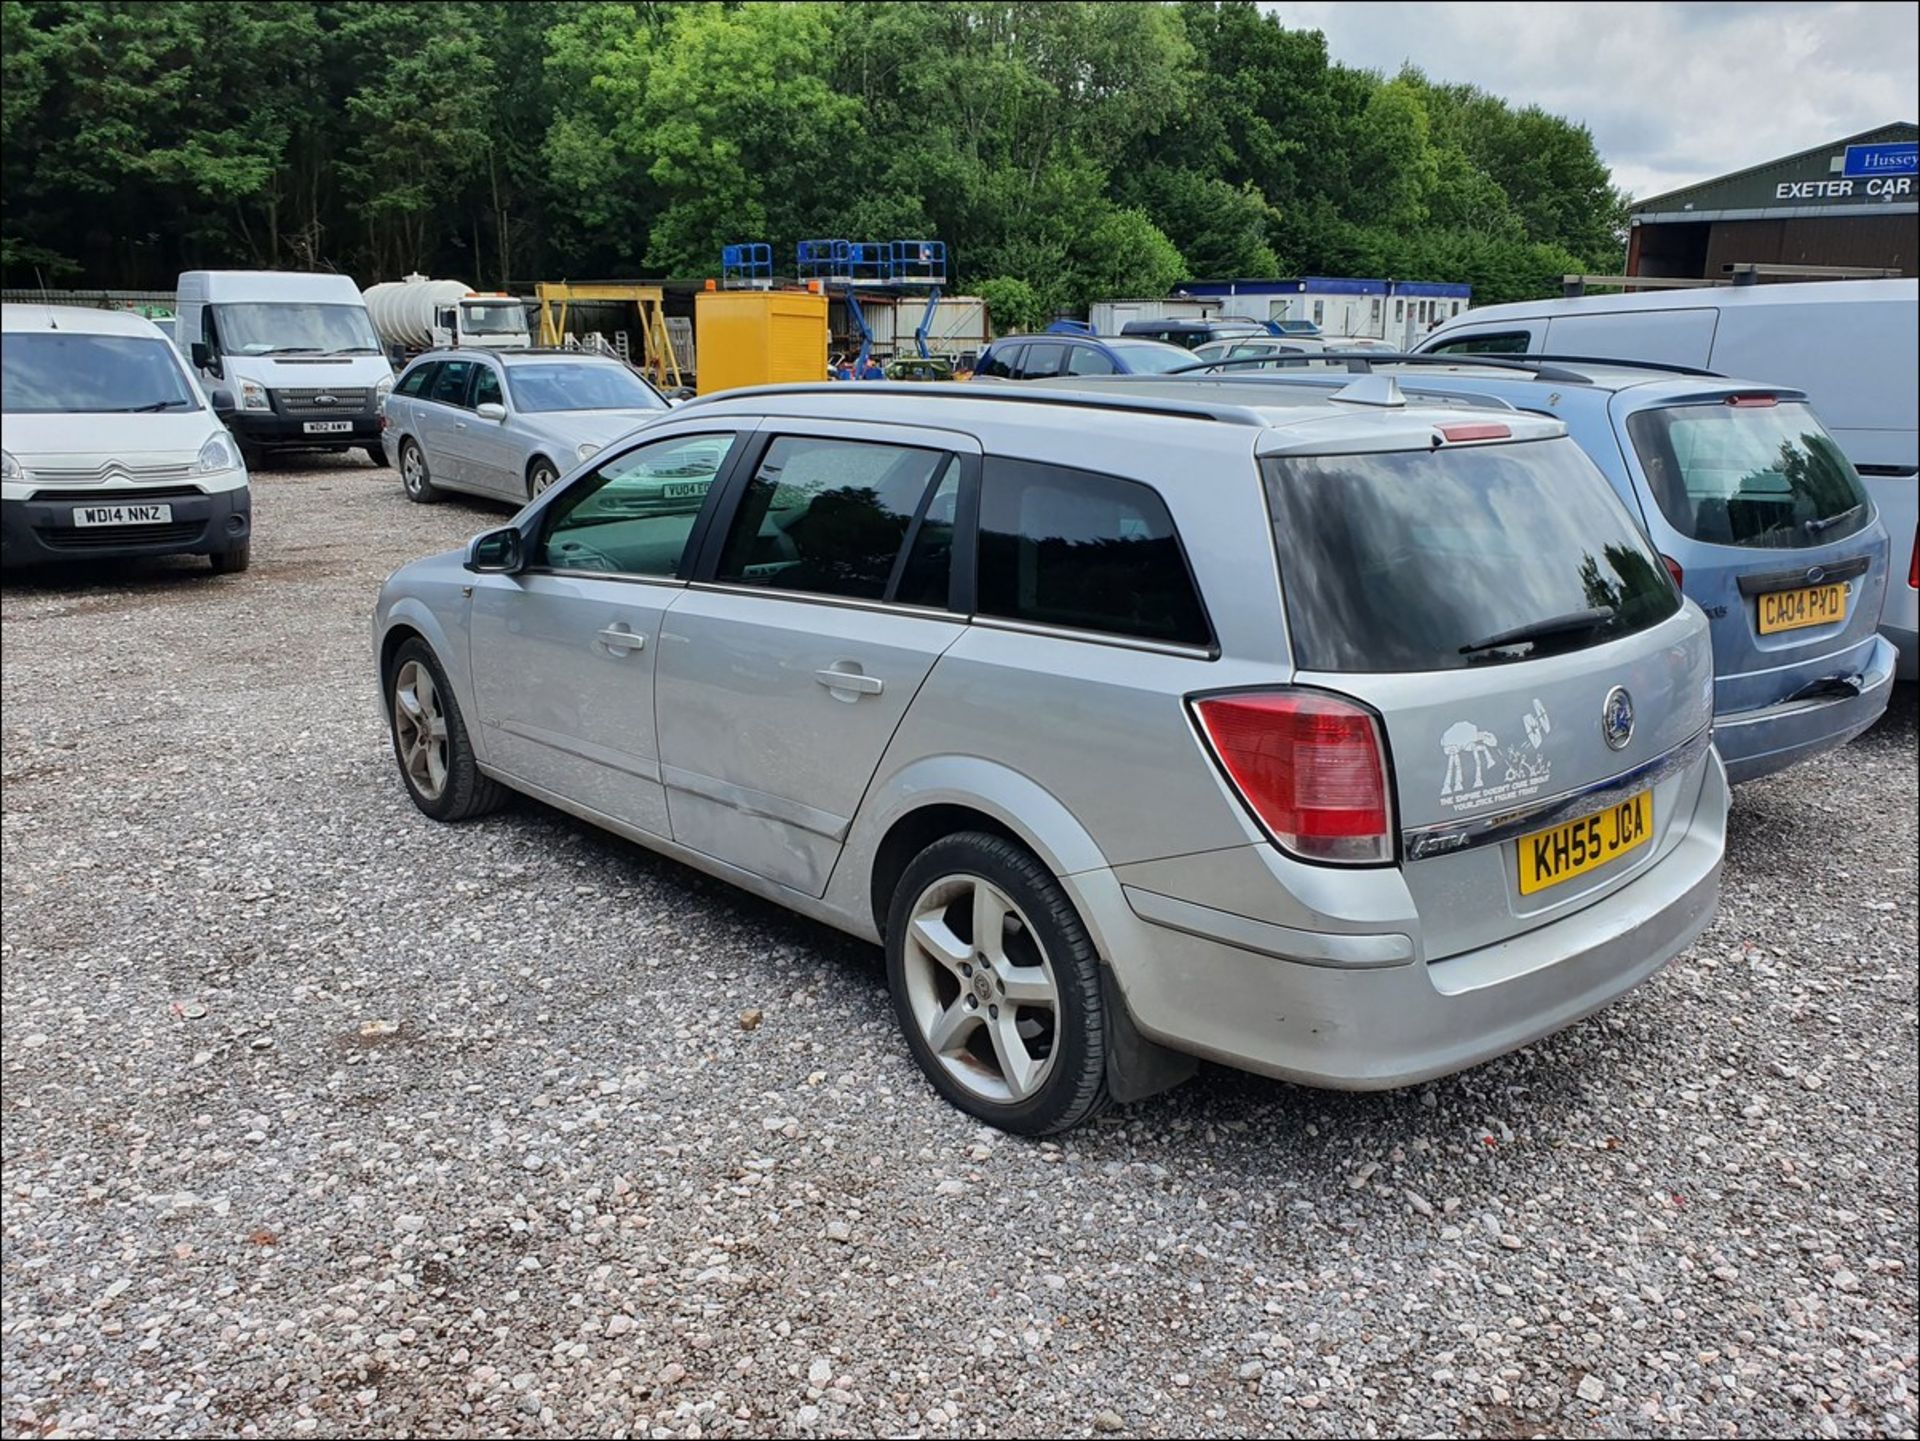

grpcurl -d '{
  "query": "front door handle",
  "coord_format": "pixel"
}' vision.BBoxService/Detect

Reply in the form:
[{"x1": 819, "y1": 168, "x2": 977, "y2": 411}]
[
  {"x1": 815, "y1": 667, "x2": 883, "y2": 696},
  {"x1": 599, "y1": 626, "x2": 644, "y2": 653}
]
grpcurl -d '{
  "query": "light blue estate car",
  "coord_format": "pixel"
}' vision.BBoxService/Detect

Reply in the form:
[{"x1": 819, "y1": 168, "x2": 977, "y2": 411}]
[{"x1": 1170, "y1": 354, "x2": 1897, "y2": 784}]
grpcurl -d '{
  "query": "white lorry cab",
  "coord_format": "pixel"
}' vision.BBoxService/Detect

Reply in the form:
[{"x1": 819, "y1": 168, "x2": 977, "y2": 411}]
[
  {"x1": 176, "y1": 270, "x2": 394, "y2": 466},
  {"x1": 1416, "y1": 279, "x2": 1920, "y2": 678},
  {"x1": 363, "y1": 275, "x2": 531, "y2": 361}
]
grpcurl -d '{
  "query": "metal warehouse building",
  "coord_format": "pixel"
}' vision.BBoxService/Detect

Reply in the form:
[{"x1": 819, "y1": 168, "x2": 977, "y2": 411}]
[{"x1": 1627, "y1": 122, "x2": 1917, "y2": 280}]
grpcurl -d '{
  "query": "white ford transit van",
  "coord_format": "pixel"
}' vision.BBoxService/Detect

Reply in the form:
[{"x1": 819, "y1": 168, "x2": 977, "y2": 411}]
[{"x1": 176, "y1": 270, "x2": 394, "y2": 468}]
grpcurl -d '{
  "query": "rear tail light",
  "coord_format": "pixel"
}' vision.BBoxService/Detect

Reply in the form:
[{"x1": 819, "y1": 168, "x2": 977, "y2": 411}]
[
  {"x1": 1661, "y1": 553, "x2": 1684, "y2": 591},
  {"x1": 1725, "y1": 394, "x2": 1779, "y2": 408},
  {"x1": 1909, "y1": 529, "x2": 1917, "y2": 590},
  {"x1": 1191, "y1": 690, "x2": 1393, "y2": 865}
]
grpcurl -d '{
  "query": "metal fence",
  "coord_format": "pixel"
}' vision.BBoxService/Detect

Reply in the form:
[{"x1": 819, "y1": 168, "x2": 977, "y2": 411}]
[{"x1": 1, "y1": 288, "x2": 178, "y2": 313}]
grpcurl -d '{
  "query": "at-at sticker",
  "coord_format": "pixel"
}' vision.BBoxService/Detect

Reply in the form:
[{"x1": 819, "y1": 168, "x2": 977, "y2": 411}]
[{"x1": 1440, "y1": 698, "x2": 1553, "y2": 811}]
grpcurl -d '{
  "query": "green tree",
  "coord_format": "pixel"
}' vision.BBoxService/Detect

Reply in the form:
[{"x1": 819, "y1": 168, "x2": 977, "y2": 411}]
[{"x1": 977, "y1": 276, "x2": 1044, "y2": 335}]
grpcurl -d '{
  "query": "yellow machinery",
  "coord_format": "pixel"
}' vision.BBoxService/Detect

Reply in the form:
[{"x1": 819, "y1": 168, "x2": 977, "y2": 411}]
[
  {"x1": 694, "y1": 288, "x2": 829, "y2": 395},
  {"x1": 534, "y1": 282, "x2": 684, "y2": 389}
]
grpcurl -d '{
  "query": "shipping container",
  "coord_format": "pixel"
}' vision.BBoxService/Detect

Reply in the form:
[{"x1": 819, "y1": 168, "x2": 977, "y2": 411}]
[{"x1": 694, "y1": 289, "x2": 830, "y2": 395}]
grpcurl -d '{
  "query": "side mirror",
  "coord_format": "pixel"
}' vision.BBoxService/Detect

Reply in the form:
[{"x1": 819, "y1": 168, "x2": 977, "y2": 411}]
[
  {"x1": 464, "y1": 526, "x2": 524, "y2": 575},
  {"x1": 209, "y1": 388, "x2": 236, "y2": 417},
  {"x1": 475, "y1": 401, "x2": 507, "y2": 422},
  {"x1": 190, "y1": 341, "x2": 219, "y2": 376}
]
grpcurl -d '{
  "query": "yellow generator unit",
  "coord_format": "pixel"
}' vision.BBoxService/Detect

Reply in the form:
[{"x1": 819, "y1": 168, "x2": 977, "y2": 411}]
[{"x1": 694, "y1": 288, "x2": 829, "y2": 395}]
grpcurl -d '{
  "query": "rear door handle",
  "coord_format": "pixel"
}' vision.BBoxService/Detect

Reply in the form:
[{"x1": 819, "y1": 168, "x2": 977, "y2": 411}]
[
  {"x1": 815, "y1": 667, "x2": 883, "y2": 696},
  {"x1": 599, "y1": 626, "x2": 644, "y2": 653}
]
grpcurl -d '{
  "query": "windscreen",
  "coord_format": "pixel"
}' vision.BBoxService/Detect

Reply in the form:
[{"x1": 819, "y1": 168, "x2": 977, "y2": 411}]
[
  {"x1": 213, "y1": 302, "x2": 380, "y2": 355},
  {"x1": 1625, "y1": 400, "x2": 1871, "y2": 549},
  {"x1": 461, "y1": 301, "x2": 528, "y2": 336},
  {"x1": 1264, "y1": 437, "x2": 1681, "y2": 672},
  {"x1": 506, "y1": 362, "x2": 665, "y2": 413},
  {"x1": 2, "y1": 333, "x2": 199, "y2": 414}
]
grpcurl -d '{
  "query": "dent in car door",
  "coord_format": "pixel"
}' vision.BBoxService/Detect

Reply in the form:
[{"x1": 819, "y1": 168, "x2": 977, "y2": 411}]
[
  {"x1": 467, "y1": 428, "x2": 748, "y2": 837},
  {"x1": 654, "y1": 424, "x2": 974, "y2": 895}
]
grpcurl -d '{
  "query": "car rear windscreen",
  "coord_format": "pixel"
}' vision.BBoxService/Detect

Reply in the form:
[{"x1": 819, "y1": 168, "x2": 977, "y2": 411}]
[
  {"x1": 1625, "y1": 400, "x2": 1871, "y2": 549},
  {"x1": 1263, "y1": 437, "x2": 1681, "y2": 672}
]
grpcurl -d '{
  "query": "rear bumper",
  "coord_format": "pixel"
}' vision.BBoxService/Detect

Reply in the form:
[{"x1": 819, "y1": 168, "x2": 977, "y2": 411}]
[
  {"x1": 230, "y1": 410, "x2": 382, "y2": 451},
  {"x1": 1, "y1": 485, "x2": 251, "y2": 567},
  {"x1": 1713, "y1": 635, "x2": 1898, "y2": 783},
  {"x1": 1074, "y1": 750, "x2": 1728, "y2": 1090}
]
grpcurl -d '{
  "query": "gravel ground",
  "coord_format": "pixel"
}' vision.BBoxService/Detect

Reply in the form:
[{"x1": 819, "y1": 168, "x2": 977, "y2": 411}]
[{"x1": 3, "y1": 458, "x2": 1916, "y2": 1441}]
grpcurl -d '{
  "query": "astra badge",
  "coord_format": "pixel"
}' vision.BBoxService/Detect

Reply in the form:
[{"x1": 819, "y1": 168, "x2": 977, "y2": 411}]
[{"x1": 1602, "y1": 686, "x2": 1635, "y2": 751}]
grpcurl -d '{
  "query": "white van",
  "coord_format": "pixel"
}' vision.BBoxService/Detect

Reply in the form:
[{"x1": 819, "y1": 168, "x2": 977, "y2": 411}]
[
  {"x1": 176, "y1": 270, "x2": 394, "y2": 467},
  {"x1": 1417, "y1": 279, "x2": 1920, "y2": 677},
  {"x1": 1, "y1": 305, "x2": 252, "y2": 573}
]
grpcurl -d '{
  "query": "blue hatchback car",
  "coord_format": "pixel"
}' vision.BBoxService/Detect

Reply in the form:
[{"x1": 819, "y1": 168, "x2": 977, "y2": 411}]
[
  {"x1": 1162, "y1": 355, "x2": 1897, "y2": 784},
  {"x1": 971, "y1": 333, "x2": 1192, "y2": 381}
]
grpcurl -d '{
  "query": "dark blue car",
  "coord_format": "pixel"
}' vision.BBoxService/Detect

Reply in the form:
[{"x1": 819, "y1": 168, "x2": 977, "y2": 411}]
[{"x1": 971, "y1": 333, "x2": 1192, "y2": 380}]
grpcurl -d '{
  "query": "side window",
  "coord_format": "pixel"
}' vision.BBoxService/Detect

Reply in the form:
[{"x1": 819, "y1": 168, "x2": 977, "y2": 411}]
[
  {"x1": 1015, "y1": 342, "x2": 1065, "y2": 380},
  {"x1": 976, "y1": 458, "x2": 1211, "y2": 647},
  {"x1": 975, "y1": 347, "x2": 1010, "y2": 380},
  {"x1": 429, "y1": 358, "x2": 476, "y2": 407},
  {"x1": 396, "y1": 363, "x2": 437, "y2": 398},
  {"x1": 715, "y1": 435, "x2": 951, "y2": 601},
  {"x1": 986, "y1": 344, "x2": 1024, "y2": 380},
  {"x1": 1427, "y1": 331, "x2": 1532, "y2": 356},
  {"x1": 537, "y1": 432, "x2": 737, "y2": 576},
  {"x1": 1064, "y1": 345, "x2": 1117, "y2": 376},
  {"x1": 471, "y1": 365, "x2": 503, "y2": 409},
  {"x1": 893, "y1": 460, "x2": 961, "y2": 608}
]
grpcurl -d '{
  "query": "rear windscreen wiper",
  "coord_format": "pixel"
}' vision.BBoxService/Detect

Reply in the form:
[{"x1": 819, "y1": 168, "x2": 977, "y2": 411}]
[
  {"x1": 1460, "y1": 606, "x2": 1617, "y2": 657},
  {"x1": 1804, "y1": 503, "x2": 1863, "y2": 537}
]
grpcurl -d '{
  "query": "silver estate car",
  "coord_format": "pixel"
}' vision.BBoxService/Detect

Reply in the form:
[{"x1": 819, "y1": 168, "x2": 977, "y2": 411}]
[
  {"x1": 373, "y1": 380, "x2": 1729, "y2": 1134},
  {"x1": 382, "y1": 349, "x2": 670, "y2": 505}
]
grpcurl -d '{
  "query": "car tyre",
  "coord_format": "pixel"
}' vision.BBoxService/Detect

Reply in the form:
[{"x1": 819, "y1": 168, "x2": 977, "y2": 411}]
[
  {"x1": 385, "y1": 637, "x2": 504, "y2": 822},
  {"x1": 209, "y1": 540, "x2": 251, "y2": 575},
  {"x1": 886, "y1": 831, "x2": 1111, "y2": 1136},
  {"x1": 527, "y1": 457, "x2": 560, "y2": 499},
  {"x1": 399, "y1": 438, "x2": 437, "y2": 503}
]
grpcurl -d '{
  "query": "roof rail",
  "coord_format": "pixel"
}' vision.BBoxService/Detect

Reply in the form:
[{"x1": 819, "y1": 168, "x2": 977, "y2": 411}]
[
  {"x1": 1168, "y1": 351, "x2": 1723, "y2": 384},
  {"x1": 674, "y1": 380, "x2": 1280, "y2": 427},
  {"x1": 1562, "y1": 264, "x2": 1899, "y2": 297}
]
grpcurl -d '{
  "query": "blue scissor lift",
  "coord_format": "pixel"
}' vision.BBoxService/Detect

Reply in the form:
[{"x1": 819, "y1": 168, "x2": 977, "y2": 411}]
[{"x1": 795, "y1": 239, "x2": 948, "y2": 373}]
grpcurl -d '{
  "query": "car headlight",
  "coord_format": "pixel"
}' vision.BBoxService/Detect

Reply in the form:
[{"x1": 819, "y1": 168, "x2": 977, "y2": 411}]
[
  {"x1": 577, "y1": 442, "x2": 601, "y2": 462},
  {"x1": 195, "y1": 432, "x2": 240, "y2": 474},
  {"x1": 0, "y1": 449, "x2": 28, "y2": 484},
  {"x1": 238, "y1": 379, "x2": 271, "y2": 411}
]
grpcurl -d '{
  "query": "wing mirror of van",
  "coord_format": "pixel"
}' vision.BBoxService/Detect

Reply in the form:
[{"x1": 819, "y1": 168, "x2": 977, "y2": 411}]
[
  {"x1": 209, "y1": 388, "x2": 237, "y2": 417},
  {"x1": 464, "y1": 526, "x2": 524, "y2": 575},
  {"x1": 190, "y1": 341, "x2": 221, "y2": 377},
  {"x1": 475, "y1": 402, "x2": 507, "y2": 422}
]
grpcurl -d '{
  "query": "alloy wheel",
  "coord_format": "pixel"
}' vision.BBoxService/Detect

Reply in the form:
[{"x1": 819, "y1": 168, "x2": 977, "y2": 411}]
[
  {"x1": 392, "y1": 659, "x2": 450, "y2": 800},
  {"x1": 900, "y1": 873, "x2": 1060, "y2": 1104}
]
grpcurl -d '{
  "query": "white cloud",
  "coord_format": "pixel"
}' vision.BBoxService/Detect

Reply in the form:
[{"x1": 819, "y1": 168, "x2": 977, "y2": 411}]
[{"x1": 1260, "y1": 1, "x2": 1919, "y2": 199}]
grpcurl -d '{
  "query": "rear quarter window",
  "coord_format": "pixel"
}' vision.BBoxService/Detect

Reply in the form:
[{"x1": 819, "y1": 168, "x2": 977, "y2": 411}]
[
  {"x1": 977, "y1": 458, "x2": 1211, "y2": 648},
  {"x1": 1264, "y1": 437, "x2": 1680, "y2": 672}
]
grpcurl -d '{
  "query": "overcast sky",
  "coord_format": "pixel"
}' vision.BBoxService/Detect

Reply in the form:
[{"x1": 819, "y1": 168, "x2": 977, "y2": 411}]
[{"x1": 1263, "y1": 1, "x2": 1920, "y2": 200}]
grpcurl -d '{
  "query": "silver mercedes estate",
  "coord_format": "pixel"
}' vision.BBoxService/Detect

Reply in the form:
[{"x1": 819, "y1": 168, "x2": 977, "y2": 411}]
[{"x1": 372, "y1": 379, "x2": 1728, "y2": 1134}]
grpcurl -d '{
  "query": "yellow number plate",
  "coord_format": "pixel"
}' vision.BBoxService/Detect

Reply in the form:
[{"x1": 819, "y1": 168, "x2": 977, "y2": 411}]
[
  {"x1": 1517, "y1": 790, "x2": 1654, "y2": 896},
  {"x1": 1757, "y1": 581, "x2": 1849, "y2": 635}
]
